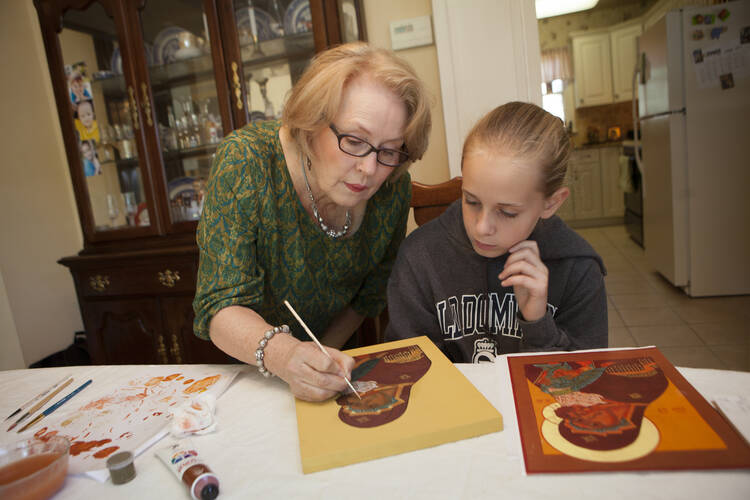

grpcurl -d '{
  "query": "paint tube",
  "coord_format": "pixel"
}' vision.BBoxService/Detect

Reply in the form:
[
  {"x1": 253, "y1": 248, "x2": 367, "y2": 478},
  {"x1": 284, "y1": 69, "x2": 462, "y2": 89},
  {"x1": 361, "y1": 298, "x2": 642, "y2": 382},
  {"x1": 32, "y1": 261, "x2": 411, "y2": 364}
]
[{"x1": 156, "y1": 439, "x2": 220, "y2": 500}]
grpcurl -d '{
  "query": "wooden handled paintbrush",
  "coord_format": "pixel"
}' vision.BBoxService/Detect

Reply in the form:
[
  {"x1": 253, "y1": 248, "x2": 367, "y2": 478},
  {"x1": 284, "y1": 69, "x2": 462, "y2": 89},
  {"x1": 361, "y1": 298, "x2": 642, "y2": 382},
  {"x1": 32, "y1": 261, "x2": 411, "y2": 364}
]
[{"x1": 284, "y1": 300, "x2": 361, "y2": 399}]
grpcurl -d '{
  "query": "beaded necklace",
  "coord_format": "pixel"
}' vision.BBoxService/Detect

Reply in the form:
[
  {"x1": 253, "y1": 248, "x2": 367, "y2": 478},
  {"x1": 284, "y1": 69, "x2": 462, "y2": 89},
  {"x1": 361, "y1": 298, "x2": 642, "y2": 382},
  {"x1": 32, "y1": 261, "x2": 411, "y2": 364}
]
[{"x1": 300, "y1": 155, "x2": 351, "y2": 239}]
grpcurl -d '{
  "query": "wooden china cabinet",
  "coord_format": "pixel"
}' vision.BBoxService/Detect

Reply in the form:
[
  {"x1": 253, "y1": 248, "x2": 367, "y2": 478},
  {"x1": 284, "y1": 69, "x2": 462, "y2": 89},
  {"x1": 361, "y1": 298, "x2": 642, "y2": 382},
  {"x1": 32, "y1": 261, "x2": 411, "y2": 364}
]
[{"x1": 34, "y1": 0, "x2": 365, "y2": 364}]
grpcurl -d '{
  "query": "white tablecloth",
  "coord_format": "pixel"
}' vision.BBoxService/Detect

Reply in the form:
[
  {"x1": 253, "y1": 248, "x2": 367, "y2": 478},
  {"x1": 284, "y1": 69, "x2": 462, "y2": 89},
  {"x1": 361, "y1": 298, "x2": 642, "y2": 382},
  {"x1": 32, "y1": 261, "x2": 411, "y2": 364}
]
[{"x1": 1, "y1": 361, "x2": 748, "y2": 499}]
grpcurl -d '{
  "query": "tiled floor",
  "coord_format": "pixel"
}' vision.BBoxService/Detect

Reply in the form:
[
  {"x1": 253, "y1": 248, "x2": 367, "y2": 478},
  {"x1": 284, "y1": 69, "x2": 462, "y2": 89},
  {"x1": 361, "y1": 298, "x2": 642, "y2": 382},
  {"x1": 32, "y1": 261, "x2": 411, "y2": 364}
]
[{"x1": 575, "y1": 225, "x2": 750, "y2": 372}]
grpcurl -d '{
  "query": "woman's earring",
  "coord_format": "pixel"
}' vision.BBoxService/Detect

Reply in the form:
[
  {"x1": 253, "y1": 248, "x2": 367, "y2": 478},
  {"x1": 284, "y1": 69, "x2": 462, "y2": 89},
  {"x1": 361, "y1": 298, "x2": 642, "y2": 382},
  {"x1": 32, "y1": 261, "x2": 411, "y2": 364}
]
[{"x1": 306, "y1": 157, "x2": 312, "y2": 171}]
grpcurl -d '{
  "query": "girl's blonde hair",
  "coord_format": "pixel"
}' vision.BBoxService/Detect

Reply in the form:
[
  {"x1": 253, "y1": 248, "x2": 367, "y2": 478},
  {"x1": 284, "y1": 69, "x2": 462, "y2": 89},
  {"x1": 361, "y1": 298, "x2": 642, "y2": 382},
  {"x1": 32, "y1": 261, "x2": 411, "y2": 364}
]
[
  {"x1": 461, "y1": 102, "x2": 571, "y2": 197},
  {"x1": 282, "y1": 42, "x2": 431, "y2": 179}
]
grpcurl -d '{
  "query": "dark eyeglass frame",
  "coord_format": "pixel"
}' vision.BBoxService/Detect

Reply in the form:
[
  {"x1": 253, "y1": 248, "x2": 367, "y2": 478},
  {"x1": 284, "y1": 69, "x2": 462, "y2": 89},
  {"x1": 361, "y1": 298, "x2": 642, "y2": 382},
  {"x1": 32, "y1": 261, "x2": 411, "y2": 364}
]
[{"x1": 329, "y1": 124, "x2": 409, "y2": 167}]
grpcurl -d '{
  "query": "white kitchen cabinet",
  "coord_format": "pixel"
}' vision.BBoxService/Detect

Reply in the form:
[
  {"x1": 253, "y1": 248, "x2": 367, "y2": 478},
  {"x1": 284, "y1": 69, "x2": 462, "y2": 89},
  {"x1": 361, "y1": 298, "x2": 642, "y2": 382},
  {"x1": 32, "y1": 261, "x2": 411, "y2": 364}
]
[
  {"x1": 560, "y1": 149, "x2": 603, "y2": 221},
  {"x1": 610, "y1": 21, "x2": 642, "y2": 103},
  {"x1": 572, "y1": 32, "x2": 613, "y2": 107},
  {"x1": 571, "y1": 160, "x2": 603, "y2": 219},
  {"x1": 559, "y1": 147, "x2": 626, "y2": 223},
  {"x1": 571, "y1": 19, "x2": 642, "y2": 108},
  {"x1": 600, "y1": 146, "x2": 626, "y2": 217},
  {"x1": 556, "y1": 189, "x2": 575, "y2": 220}
]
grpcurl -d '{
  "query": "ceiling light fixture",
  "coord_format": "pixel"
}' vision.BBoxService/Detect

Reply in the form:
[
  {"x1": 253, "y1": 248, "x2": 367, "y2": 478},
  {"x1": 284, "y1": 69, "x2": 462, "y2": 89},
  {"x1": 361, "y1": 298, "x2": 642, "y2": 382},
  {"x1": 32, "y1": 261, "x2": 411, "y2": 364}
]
[{"x1": 535, "y1": 0, "x2": 600, "y2": 19}]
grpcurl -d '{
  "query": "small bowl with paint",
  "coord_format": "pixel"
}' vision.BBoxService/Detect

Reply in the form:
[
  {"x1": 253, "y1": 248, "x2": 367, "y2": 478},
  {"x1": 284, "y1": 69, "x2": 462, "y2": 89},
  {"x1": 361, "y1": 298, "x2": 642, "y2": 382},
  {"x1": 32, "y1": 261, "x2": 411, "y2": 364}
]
[{"x1": 0, "y1": 435, "x2": 70, "y2": 500}]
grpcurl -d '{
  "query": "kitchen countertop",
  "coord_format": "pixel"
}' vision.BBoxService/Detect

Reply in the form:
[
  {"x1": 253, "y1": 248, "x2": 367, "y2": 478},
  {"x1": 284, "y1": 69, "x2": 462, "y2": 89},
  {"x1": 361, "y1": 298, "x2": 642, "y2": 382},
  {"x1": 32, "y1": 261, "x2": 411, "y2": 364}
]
[{"x1": 574, "y1": 141, "x2": 624, "y2": 150}]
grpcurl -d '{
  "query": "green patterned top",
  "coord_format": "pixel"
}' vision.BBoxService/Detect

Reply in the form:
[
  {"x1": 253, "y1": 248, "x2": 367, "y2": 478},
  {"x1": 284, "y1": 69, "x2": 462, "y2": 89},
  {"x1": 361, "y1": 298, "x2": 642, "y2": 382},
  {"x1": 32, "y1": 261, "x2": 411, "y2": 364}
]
[{"x1": 193, "y1": 120, "x2": 411, "y2": 341}]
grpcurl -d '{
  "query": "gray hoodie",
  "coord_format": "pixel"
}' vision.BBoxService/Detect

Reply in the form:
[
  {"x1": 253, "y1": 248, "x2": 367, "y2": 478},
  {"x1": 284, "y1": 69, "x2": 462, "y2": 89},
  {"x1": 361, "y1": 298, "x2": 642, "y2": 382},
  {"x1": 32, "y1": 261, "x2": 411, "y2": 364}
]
[{"x1": 385, "y1": 201, "x2": 608, "y2": 363}]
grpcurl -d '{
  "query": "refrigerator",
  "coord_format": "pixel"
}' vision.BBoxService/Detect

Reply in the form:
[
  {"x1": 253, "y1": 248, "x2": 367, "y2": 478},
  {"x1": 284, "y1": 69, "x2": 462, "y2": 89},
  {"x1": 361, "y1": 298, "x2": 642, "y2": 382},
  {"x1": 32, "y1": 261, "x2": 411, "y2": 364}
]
[{"x1": 633, "y1": 0, "x2": 750, "y2": 297}]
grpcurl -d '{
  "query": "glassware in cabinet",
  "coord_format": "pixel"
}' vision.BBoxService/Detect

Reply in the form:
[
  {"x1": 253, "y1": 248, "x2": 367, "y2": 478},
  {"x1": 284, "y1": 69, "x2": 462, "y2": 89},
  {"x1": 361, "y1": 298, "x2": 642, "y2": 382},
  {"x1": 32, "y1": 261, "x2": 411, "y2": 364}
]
[{"x1": 136, "y1": 0, "x2": 227, "y2": 227}]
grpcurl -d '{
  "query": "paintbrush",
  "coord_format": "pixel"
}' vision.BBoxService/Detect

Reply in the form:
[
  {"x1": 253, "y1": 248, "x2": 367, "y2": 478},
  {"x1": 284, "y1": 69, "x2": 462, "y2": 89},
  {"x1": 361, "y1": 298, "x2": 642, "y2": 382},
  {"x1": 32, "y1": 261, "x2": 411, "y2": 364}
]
[
  {"x1": 283, "y1": 300, "x2": 361, "y2": 400},
  {"x1": 17, "y1": 379, "x2": 92, "y2": 433},
  {"x1": 4, "y1": 373, "x2": 72, "y2": 422},
  {"x1": 7, "y1": 377, "x2": 74, "y2": 431}
]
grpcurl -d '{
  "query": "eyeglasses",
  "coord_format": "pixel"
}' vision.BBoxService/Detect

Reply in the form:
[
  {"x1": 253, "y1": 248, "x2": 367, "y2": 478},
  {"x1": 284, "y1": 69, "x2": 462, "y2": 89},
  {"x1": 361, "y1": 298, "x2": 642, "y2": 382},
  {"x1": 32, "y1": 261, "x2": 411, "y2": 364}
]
[{"x1": 329, "y1": 124, "x2": 409, "y2": 167}]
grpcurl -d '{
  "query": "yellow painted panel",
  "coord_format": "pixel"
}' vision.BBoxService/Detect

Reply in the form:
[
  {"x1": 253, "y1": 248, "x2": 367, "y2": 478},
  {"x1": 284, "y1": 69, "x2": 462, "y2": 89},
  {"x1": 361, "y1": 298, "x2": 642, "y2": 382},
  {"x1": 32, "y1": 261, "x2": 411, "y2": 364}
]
[{"x1": 295, "y1": 336, "x2": 503, "y2": 473}]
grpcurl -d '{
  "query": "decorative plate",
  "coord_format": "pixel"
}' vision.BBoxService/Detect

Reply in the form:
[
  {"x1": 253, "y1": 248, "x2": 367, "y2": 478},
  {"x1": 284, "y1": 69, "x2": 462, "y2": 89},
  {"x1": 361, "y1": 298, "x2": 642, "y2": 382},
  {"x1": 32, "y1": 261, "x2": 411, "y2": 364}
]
[
  {"x1": 153, "y1": 26, "x2": 188, "y2": 66},
  {"x1": 168, "y1": 176, "x2": 196, "y2": 201},
  {"x1": 235, "y1": 7, "x2": 277, "y2": 42},
  {"x1": 284, "y1": 0, "x2": 311, "y2": 35}
]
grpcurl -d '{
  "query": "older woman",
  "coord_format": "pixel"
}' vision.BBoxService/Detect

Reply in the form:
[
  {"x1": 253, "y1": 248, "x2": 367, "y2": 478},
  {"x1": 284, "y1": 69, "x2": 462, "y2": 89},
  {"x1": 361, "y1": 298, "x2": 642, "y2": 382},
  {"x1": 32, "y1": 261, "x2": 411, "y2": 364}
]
[{"x1": 193, "y1": 43, "x2": 431, "y2": 402}]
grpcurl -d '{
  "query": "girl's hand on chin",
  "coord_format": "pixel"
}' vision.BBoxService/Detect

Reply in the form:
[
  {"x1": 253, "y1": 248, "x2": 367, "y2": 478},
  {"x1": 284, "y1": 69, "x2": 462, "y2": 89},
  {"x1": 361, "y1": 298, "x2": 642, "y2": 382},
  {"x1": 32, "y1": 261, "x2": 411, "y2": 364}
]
[{"x1": 497, "y1": 240, "x2": 549, "y2": 322}]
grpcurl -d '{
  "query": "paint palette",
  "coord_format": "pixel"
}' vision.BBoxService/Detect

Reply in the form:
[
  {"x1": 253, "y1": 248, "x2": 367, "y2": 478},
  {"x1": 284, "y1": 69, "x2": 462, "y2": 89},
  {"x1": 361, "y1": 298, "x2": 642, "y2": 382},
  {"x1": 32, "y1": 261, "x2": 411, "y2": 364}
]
[{"x1": 13, "y1": 366, "x2": 240, "y2": 477}]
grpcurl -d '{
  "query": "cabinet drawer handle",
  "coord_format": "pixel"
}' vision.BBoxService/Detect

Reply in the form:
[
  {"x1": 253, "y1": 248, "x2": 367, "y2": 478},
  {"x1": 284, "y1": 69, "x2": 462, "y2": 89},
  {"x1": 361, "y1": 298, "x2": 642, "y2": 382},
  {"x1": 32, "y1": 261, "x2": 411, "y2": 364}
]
[
  {"x1": 89, "y1": 274, "x2": 110, "y2": 292},
  {"x1": 231, "y1": 62, "x2": 243, "y2": 110},
  {"x1": 156, "y1": 335, "x2": 168, "y2": 364},
  {"x1": 127, "y1": 86, "x2": 140, "y2": 130},
  {"x1": 170, "y1": 334, "x2": 183, "y2": 363},
  {"x1": 158, "y1": 270, "x2": 181, "y2": 287},
  {"x1": 140, "y1": 83, "x2": 153, "y2": 127}
]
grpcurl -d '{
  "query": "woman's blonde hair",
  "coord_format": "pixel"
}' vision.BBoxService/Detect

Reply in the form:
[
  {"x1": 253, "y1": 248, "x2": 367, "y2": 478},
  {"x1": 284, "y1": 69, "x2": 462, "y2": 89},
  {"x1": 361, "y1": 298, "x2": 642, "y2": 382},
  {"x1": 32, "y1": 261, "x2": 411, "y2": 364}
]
[
  {"x1": 461, "y1": 102, "x2": 571, "y2": 197},
  {"x1": 282, "y1": 42, "x2": 431, "y2": 179}
]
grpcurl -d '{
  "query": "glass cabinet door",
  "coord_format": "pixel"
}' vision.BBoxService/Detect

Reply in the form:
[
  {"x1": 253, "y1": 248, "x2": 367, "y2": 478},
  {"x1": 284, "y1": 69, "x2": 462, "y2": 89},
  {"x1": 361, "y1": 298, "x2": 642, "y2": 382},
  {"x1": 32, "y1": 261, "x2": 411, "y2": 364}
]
[
  {"x1": 136, "y1": 0, "x2": 227, "y2": 227},
  {"x1": 232, "y1": 0, "x2": 316, "y2": 123},
  {"x1": 59, "y1": 2, "x2": 153, "y2": 234}
]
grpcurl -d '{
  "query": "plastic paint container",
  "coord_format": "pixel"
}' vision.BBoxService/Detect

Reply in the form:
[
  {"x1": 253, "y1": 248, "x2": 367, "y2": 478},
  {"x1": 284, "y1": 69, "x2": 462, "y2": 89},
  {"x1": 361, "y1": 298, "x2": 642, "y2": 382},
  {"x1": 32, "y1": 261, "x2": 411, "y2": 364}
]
[{"x1": 106, "y1": 450, "x2": 136, "y2": 485}]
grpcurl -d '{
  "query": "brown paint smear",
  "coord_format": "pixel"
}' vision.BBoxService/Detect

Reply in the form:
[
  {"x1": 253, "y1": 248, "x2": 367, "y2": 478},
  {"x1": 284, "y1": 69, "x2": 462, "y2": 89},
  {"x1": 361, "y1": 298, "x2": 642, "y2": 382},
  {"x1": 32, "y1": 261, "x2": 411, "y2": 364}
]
[
  {"x1": 93, "y1": 446, "x2": 119, "y2": 459},
  {"x1": 80, "y1": 387, "x2": 148, "y2": 411},
  {"x1": 183, "y1": 375, "x2": 220, "y2": 394},
  {"x1": 70, "y1": 439, "x2": 112, "y2": 456}
]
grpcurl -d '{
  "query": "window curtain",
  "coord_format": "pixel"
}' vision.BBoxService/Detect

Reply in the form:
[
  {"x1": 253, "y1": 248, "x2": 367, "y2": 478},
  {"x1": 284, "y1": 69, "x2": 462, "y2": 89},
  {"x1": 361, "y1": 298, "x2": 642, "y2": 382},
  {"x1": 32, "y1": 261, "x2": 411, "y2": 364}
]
[{"x1": 540, "y1": 47, "x2": 572, "y2": 84}]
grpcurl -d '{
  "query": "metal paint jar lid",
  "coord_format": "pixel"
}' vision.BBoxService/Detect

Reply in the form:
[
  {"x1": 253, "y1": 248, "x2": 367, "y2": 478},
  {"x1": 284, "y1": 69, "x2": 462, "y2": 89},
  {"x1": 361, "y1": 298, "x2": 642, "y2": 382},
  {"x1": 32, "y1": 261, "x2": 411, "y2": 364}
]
[{"x1": 106, "y1": 450, "x2": 136, "y2": 485}]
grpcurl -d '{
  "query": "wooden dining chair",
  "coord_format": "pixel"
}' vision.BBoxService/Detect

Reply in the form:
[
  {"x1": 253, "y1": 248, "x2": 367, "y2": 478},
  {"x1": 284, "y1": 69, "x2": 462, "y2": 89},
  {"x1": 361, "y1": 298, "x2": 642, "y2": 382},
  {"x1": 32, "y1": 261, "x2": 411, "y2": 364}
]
[
  {"x1": 355, "y1": 177, "x2": 463, "y2": 347},
  {"x1": 411, "y1": 177, "x2": 463, "y2": 227}
]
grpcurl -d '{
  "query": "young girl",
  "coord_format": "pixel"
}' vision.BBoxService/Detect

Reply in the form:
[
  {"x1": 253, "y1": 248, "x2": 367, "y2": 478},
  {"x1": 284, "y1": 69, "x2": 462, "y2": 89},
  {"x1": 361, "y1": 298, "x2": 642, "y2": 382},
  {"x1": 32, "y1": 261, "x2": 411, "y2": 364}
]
[{"x1": 385, "y1": 102, "x2": 607, "y2": 363}]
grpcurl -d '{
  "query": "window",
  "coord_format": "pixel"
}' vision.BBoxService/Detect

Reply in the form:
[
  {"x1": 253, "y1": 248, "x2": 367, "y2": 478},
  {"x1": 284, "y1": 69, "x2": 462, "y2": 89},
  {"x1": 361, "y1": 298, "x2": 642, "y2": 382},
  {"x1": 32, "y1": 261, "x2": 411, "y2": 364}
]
[
  {"x1": 542, "y1": 78, "x2": 565, "y2": 123},
  {"x1": 540, "y1": 47, "x2": 571, "y2": 124}
]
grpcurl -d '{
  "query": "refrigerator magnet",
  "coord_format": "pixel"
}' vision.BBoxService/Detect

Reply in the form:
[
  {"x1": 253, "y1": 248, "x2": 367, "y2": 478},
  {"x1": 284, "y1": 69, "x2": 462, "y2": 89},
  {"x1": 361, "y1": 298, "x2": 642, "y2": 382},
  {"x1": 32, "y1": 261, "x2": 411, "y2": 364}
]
[
  {"x1": 710, "y1": 26, "x2": 728, "y2": 40},
  {"x1": 720, "y1": 73, "x2": 734, "y2": 90}
]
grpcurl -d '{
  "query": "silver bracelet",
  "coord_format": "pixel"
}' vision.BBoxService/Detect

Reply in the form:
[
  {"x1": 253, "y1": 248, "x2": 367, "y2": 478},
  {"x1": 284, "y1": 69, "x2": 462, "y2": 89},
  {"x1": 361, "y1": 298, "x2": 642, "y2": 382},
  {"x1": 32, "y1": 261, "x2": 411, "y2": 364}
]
[{"x1": 255, "y1": 324, "x2": 290, "y2": 377}]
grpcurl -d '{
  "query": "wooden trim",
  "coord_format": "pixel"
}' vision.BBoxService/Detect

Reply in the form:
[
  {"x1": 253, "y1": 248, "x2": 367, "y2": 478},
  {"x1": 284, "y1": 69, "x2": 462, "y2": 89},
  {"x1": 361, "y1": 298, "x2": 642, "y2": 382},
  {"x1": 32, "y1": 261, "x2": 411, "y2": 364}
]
[
  {"x1": 322, "y1": 0, "x2": 342, "y2": 46},
  {"x1": 309, "y1": 0, "x2": 328, "y2": 50},
  {"x1": 204, "y1": 0, "x2": 235, "y2": 133},
  {"x1": 114, "y1": 0, "x2": 165, "y2": 236},
  {"x1": 216, "y1": 0, "x2": 249, "y2": 128},
  {"x1": 353, "y1": 0, "x2": 367, "y2": 41}
]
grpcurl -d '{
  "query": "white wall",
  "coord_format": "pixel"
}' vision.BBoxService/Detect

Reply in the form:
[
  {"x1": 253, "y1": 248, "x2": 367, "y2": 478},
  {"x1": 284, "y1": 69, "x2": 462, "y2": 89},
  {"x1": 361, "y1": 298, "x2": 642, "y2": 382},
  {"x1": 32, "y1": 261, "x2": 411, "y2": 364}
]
[
  {"x1": 432, "y1": 0, "x2": 543, "y2": 177},
  {"x1": 363, "y1": 0, "x2": 451, "y2": 233},
  {"x1": 0, "y1": 0, "x2": 84, "y2": 370},
  {"x1": 0, "y1": 270, "x2": 25, "y2": 370},
  {"x1": 362, "y1": 0, "x2": 450, "y2": 186}
]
